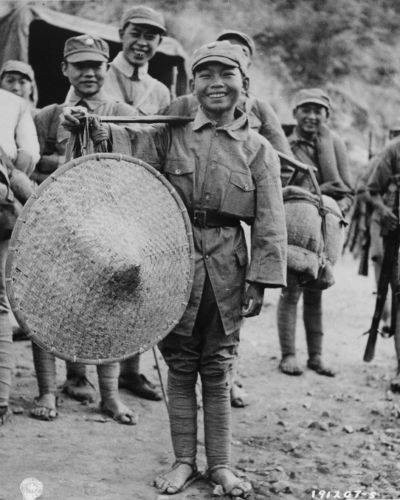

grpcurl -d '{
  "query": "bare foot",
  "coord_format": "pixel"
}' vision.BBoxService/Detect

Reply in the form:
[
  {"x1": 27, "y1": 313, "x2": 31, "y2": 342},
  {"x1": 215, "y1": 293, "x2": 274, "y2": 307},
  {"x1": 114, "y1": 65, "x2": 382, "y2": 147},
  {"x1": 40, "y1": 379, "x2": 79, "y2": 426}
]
[
  {"x1": 307, "y1": 356, "x2": 336, "y2": 377},
  {"x1": 62, "y1": 376, "x2": 96, "y2": 403},
  {"x1": 154, "y1": 462, "x2": 198, "y2": 494},
  {"x1": 30, "y1": 393, "x2": 57, "y2": 421},
  {"x1": 209, "y1": 467, "x2": 252, "y2": 498},
  {"x1": 279, "y1": 355, "x2": 303, "y2": 376},
  {"x1": 390, "y1": 373, "x2": 400, "y2": 393},
  {"x1": 100, "y1": 397, "x2": 137, "y2": 425}
]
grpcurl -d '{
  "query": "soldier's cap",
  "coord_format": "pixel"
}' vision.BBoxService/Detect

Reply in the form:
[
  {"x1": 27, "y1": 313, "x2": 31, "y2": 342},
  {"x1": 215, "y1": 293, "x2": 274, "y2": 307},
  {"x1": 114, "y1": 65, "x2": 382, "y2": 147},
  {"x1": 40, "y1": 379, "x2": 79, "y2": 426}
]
[
  {"x1": 216, "y1": 29, "x2": 255, "y2": 56},
  {"x1": 0, "y1": 60, "x2": 34, "y2": 81},
  {"x1": 120, "y1": 6, "x2": 166, "y2": 34},
  {"x1": 63, "y1": 35, "x2": 109, "y2": 63},
  {"x1": 293, "y1": 88, "x2": 331, "y2": 112},
  {"x1": 191, "y1": 41, "x2": 248, "y2": 75}
]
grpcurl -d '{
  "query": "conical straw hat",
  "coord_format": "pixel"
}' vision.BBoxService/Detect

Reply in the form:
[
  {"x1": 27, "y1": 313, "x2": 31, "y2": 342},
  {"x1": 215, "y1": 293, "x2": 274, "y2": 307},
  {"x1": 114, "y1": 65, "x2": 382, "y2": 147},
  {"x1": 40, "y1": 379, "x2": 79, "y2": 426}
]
[{"x1": 6, "y1": 153, "x2": 194, "y2": 364}]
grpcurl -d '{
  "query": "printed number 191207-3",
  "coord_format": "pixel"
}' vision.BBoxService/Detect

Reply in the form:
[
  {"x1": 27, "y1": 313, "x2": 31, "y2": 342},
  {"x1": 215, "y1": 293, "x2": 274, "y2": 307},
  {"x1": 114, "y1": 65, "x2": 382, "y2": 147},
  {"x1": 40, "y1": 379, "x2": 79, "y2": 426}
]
[{"x1": 311, "y1": 491, "x2": 378, "y2": 499}]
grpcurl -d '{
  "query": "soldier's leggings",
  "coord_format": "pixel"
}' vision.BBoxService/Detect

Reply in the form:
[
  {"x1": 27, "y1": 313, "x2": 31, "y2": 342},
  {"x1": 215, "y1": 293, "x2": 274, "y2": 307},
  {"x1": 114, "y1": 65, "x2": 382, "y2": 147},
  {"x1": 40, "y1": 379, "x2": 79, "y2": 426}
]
[
  {"x1": 159, "y1": 273, "x2": 237, "y2": 469},
  {"x1": 0, "y1": 240, "x2": 13, "y2": 407},
  {"x1": 277, "y1": 273, "x2": 323, "y2": 358}
]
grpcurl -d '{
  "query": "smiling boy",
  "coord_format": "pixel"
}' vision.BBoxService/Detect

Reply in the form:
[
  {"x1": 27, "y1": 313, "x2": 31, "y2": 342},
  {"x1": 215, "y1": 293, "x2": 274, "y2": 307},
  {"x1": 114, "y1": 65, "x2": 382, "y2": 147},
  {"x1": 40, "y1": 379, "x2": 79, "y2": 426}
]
[
  {"x1": 32, "y1": 35, "x2": 137, "y2": 424},
  {"x1": 103, "y1": 5, "x2": 170, "y2": 115},
  {"x1": 63, "y1": 41, "x2": 287, "y2": 497}
]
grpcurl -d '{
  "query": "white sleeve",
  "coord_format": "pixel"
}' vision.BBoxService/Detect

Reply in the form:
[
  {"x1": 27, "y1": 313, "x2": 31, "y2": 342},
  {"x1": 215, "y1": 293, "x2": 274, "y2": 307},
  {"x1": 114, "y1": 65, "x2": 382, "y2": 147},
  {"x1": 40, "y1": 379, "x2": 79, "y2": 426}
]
[{"x1": 15, "y1": 104, "x2": 40, "y2": 170}]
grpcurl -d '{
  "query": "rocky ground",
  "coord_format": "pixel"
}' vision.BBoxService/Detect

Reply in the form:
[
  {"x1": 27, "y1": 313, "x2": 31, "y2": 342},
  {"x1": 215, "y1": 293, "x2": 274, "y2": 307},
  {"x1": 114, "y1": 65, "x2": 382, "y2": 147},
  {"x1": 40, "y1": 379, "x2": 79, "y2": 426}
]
[{"x1": 1, "y1": 255, "x2": 400, "y2": 499}]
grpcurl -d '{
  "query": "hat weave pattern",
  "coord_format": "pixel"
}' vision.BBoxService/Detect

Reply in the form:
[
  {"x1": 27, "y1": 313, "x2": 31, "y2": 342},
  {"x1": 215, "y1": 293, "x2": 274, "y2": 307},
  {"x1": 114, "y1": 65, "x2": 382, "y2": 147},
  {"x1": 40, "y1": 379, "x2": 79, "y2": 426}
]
[{"x1": 6, "y1": 154, "x2": 194, "y2": 364}]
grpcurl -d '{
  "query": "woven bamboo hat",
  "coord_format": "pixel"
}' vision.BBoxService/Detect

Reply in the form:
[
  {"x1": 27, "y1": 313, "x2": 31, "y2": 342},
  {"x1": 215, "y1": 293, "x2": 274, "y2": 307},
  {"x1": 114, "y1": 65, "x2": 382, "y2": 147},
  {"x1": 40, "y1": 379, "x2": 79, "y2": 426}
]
[{"x1": 6, "y1": 153, "x2": 194, "y2": 364}]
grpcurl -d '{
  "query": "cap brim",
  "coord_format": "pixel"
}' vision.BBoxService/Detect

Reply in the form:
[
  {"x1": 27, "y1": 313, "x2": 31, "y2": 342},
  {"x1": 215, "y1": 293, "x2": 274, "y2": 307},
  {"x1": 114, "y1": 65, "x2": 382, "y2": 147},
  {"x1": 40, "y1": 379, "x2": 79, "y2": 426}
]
[
  {"x1": 192, "y1": 56, "x2": 239, "y2": 72},
  {"x1": 1, "y1": 69, "x2": 32, "y2": 81},
  {"x1": 65, "y1": 52, "x2": 108, "y2": 63},
  {"x1": 126, "y1": 18, "x2": 166, "y2": 34},
  {"x1": 295, "y1": 98, "x2": 330, "y2": 110}
]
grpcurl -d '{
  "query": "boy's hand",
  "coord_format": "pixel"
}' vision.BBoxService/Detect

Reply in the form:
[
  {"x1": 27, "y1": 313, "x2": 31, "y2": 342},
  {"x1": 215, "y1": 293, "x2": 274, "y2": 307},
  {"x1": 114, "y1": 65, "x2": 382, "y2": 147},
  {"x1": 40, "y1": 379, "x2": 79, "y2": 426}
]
[
  {"x1": 61, "y1": 106, "x2": 87, "y2": 132},
  {"x1": 241, "y1": 283, "x2": 265, "y2": 317}
]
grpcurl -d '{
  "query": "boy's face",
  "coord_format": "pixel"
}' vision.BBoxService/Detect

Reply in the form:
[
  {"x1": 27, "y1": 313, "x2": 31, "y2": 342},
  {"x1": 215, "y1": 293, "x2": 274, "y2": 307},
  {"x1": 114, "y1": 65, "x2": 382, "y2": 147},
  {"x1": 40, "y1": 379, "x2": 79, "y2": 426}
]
[
  {"x1": 1, "y1": 72, "x2": 32, "y2": 101},
  {"x1": 192, "y1": 62, "x2": 245, "y2": 115},
  {"x1": 294, "y1": 103, "x2": 328, "y2": 135},
  {"x1": 61, "y1": 61, "x2": 108, "y2": 97},
  {"x1": 119, "y1": 23, "x2": 162, "y2": 66}
]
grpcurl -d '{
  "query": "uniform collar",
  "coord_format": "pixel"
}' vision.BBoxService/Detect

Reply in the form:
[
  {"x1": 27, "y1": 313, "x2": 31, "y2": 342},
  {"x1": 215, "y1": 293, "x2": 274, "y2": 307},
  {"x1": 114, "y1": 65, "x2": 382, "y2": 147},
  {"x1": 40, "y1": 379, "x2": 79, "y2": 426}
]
[
  {"x1": 111, "y1": 52, "x2": 149, "y2": 80},
  {"x1": 289, "y1": 126, "x2": 317, "y2": 147},
  {"x1": 66, "y1": 89, "x2": 109, "y2": 110},
  {"x1": 192, "y1": 107, "x2": 249, "y2": 141}
]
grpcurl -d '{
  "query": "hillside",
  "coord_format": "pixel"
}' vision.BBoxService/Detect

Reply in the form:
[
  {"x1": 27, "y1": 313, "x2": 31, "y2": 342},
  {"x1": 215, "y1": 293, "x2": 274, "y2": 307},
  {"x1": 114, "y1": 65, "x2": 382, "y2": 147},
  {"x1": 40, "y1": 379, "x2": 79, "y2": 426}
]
[{"x1": 8, "y1": 0, "x2": 400, "y2": 170}]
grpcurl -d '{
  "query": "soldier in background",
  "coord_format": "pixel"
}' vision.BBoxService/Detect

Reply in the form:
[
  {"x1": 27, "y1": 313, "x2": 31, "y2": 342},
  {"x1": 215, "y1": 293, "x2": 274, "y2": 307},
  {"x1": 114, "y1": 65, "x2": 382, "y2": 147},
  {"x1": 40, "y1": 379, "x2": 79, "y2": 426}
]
[
  {"x1": 31, "y1": 35, "x2": 137, "y2": 424},
  {"x1": 0, "y1": 86, "x2": 39, "y2": 424},
  {"x1": 367, "y1": 129, "x2": 400, "y2": 392},
  {"x1": 278, "y1": 88, "x2": 353, "y2": 377}
]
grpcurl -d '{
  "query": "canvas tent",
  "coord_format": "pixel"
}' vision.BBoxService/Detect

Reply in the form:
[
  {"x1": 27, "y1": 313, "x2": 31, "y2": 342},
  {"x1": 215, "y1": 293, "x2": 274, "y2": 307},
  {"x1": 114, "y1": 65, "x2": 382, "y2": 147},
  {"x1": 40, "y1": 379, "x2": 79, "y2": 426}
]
[{"x1": 0, "y1": 5, "x2": 188, "y2": 107}]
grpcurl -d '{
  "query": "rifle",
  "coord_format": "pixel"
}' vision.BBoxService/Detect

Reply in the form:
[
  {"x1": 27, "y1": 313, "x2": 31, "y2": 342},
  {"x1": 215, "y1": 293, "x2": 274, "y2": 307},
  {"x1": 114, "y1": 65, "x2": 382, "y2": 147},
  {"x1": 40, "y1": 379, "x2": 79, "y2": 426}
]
[{"x1": 363, "y1": 229, "x2": 399, "y2": 361}]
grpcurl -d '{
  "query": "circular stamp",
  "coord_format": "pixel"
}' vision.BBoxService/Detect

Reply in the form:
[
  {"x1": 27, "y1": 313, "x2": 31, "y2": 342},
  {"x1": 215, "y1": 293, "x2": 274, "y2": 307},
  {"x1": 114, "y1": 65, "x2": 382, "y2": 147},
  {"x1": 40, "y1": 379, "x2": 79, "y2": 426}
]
[{"x1": 19, "y1": 477, "x2": 43, "y2": 500}]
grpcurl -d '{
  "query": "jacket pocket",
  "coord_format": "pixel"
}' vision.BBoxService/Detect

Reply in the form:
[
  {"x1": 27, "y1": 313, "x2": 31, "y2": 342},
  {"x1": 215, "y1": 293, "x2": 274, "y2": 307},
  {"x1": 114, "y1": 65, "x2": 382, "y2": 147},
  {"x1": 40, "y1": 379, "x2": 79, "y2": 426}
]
[
  {"x1": 221, "y1": 170, "x2": 255, "y2": 219},
  {"x1": 164, "y1": 158, "x2": 195, "y2": 205}
]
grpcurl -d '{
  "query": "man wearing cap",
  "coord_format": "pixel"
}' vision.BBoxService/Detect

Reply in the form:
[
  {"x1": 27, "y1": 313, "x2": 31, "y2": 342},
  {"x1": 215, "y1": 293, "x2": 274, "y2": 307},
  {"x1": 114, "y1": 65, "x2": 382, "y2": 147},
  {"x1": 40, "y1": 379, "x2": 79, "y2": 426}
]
[
  {"x1": 367, "y1": 126, "x2": 400, "y2": 393},
  {"x1": 104, "y1": 5, "x2": 170, "y2": 402},
  {"x1": 63, "y1": 39, "x2": 287, "y2": 497},
  {"x1": 162, "y1": 28, "x2": 292, "y2": 157},
  {"x1": 277, "y1": 88, "x2": 353, "y2": 377},
  {"x1": 31, "y1": 34, "x2": 138, "y2": 425},
  {"x1": 0, "y1": 75, "x2": 40, "y2": 424},
  {"x1": 102, "y1": 5, "x2": 170, "y2": 115},
  {"x1": 0, "y1": 60, "x2": 38, "y2": 113}
]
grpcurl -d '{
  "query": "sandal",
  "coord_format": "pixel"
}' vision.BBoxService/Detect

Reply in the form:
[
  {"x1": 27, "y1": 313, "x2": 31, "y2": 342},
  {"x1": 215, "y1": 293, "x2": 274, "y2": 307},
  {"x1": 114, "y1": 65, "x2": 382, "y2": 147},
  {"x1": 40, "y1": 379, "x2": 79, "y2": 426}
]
[
  {"x1": 100, "y1": 400, "x2": 137, "y2": 425},
  {"x1": 154, "y1": 461, "x2": 201, "y2": 494},
  {"x1": 30, "y1": 395, "x2": 58, "y2": 421},
  {"x1": 208, "y1": 466, "x2": 252, "y2": 498}
]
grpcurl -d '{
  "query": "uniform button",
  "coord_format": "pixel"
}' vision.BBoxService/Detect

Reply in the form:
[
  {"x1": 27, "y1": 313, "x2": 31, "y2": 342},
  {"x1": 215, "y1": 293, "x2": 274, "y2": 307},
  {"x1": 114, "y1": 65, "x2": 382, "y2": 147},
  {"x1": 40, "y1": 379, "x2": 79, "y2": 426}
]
[
  {"x1": 175, "y1": 169, "x2": 181, "y2": 174},
  {"x1": 205, "y1": 193, "x2": 211, "y2": 200},
  {"x1": 205, "y1": 255, "x2": 209, "y2": 260},
  {"x1": 244, "y1": 184, "x2": 249, "y2": 190}
]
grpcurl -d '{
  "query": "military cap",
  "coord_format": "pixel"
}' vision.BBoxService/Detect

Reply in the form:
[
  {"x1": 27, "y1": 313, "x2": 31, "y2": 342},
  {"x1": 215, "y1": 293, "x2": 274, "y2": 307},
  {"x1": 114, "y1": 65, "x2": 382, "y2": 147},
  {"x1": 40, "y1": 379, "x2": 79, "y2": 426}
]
[
  {"x1": 191, "y1": 41, "x2": 248, "y2": 75},
  {"x1": 63, "y1": 35, "x2": 109, "y2": 63},
  {"x1": 0, "y1": 60, "x2": 34, "y2": 81},
  {"x1": 120, "y1": 5, "x2": 166, "y2": 34},
  {"x1": 293, "y1": 88, "x2": 331, "y2": 112},
  {"x1": 216, "y1": 29, "x2": 255, "y2": 56}
]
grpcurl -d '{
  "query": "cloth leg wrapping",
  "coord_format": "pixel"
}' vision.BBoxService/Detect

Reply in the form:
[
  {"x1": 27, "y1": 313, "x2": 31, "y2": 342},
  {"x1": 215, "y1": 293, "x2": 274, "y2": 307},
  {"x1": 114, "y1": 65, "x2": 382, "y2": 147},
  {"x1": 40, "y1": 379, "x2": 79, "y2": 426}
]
[
  {"x1": 167, "y1": 369, "x2": 198, "y2": 465},
  {"x1": 31, "y1": 343, "x2": 56, "y2": 395},
  {"x1": 277, "y1": 274, "x2": 302, "y2": 357},
  {"x1": 0, "y1": 240, "x2": 12, "y2": 407},
  {"x1": 119, "y1": 354, "x2": 140, "y2": 377},
  {"x1": 97, "y1": 362, "x2": 119, "y2": 401},
  {"x1": 303, "y1": 288, "x2": 323, "y2": 358},
  {"x1": 66, "y1": 360, "x2": 87, "y2": 378},
  {"x1": 201, "y1": 371, "x2": 231, "y2": 470},
  {"x1": 159, "y1": 271, "x2": 238, "y2": 468}
]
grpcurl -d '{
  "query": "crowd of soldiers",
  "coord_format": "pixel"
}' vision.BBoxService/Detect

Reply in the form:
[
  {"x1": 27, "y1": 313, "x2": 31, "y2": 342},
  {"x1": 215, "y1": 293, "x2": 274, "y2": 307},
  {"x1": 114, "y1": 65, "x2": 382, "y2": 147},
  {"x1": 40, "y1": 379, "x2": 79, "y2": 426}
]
[{"x1": 0, "y1": 4, "x2": 398, "y2": 498}]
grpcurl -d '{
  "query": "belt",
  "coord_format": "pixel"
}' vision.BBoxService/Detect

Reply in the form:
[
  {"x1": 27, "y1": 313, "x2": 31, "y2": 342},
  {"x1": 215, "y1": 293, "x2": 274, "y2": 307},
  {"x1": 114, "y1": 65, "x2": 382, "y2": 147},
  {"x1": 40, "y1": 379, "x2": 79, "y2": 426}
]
[{"x1": 189, "y1": 209, "x2": 239, "y2": 228}]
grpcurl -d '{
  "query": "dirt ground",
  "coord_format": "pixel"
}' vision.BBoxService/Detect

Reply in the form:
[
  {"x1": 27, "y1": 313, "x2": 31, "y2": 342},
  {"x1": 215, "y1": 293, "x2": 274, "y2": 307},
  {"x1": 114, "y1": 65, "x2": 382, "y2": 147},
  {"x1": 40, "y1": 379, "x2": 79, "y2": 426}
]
[{"x1": 2, "y1": 254, "x2": 400, "y2": 500}]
